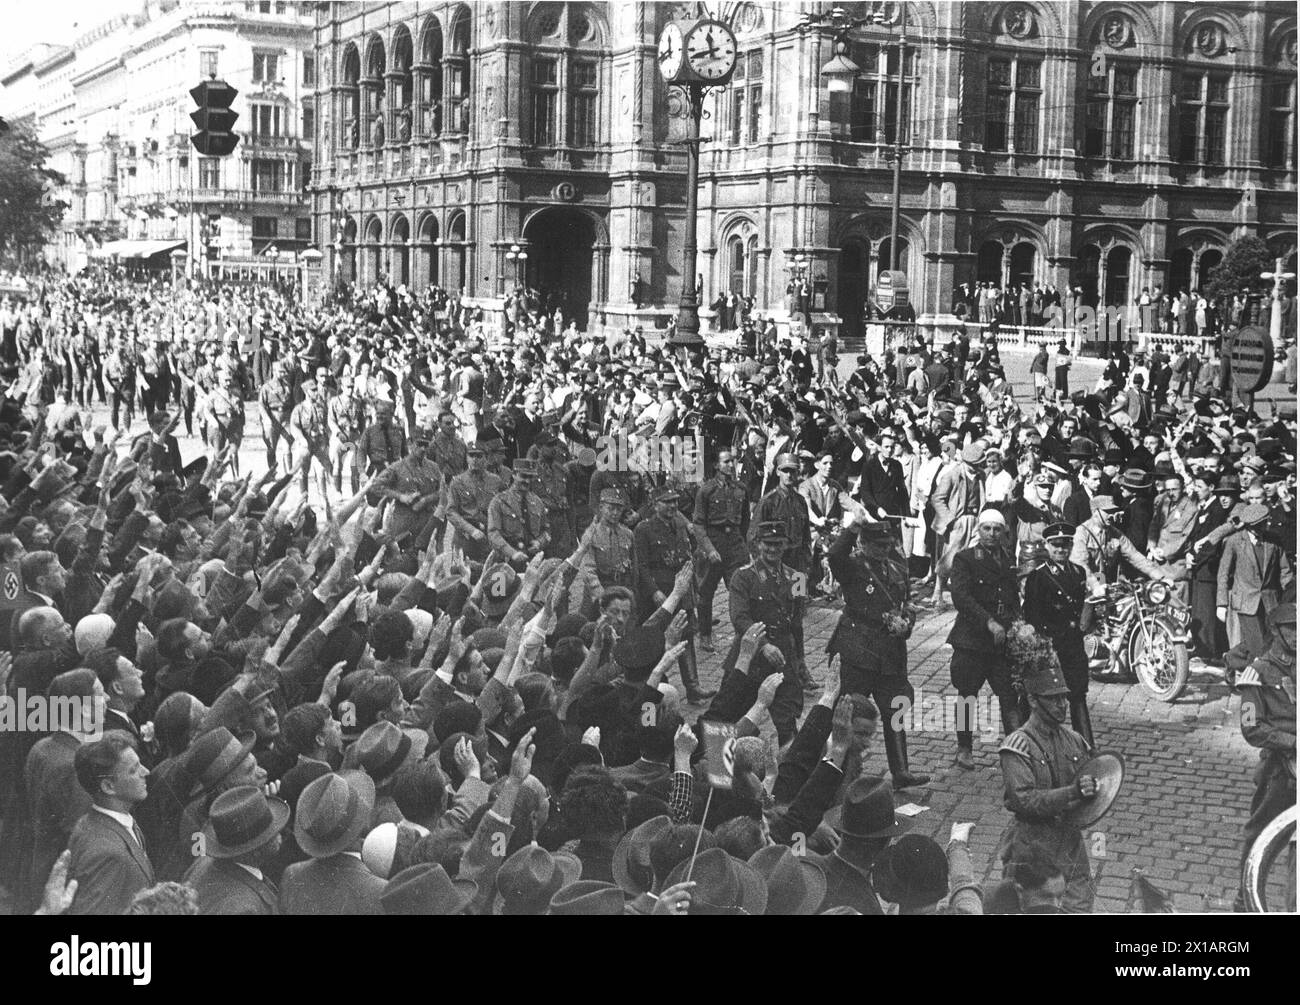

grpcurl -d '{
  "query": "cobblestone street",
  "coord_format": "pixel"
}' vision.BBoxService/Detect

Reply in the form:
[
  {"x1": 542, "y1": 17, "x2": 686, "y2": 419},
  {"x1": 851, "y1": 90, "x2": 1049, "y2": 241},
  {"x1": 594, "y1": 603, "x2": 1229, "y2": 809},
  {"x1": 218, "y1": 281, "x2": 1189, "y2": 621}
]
[{"x1": 688, "y1": 595, "x2": 1258, "y2": 914}]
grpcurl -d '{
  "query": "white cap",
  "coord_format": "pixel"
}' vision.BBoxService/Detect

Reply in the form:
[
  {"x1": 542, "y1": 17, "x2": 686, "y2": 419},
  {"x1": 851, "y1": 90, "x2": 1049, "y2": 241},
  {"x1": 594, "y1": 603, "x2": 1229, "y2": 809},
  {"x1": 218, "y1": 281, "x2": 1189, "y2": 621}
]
[
  {"x1": 977, "y1": 508, "x2": 1008, "y2": 528},
  {"x1": 75, "y1": 613, "x2": 115, "y2": 655}
]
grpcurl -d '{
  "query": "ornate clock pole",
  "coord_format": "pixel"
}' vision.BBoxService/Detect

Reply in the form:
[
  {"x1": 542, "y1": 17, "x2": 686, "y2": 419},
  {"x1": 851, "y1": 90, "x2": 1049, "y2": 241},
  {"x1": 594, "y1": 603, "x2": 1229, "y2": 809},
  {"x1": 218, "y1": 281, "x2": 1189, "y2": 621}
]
[{"x1": 658, "y1": 18, "x2": 738, "y2": 353}]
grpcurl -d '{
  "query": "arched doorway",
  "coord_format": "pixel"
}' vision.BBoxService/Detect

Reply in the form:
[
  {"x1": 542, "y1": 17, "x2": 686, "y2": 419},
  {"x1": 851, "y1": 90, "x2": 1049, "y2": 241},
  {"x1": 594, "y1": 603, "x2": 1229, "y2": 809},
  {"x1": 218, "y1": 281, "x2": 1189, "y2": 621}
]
[
  {"x1": 838, "y1": 239, "x2": 868, "y2": 340},
  {"x1": 390, "y1": 216, "x2": 410, "y2": 287},
  {"x1": 1075, "y1": 245, "x2": 1101, "y2": 307},
  {"x1": 876, "y1": 237, "x2": 910, "y2": 281},
  {"x1": 339, "y1": 218, "x2": 358, "y2": 283},
  {"x1": 417, "y1": 214, "x2": 439, "y2": 290},
  {"x1": 1197, "y1": 249, "x2": 1222, "y2": 291},
  {"x1": 446, "y1": 211, "x2": 466, "y2": 292},
  {"x1": 362, "y1": 217, "x2": 382, "y2": 286},
  {"x1": 977, "y1": 240, "x2": 1003, "y2": 286},
  {"x1": 1105, "y1": 247, "x2": 1132, "y2": 309},
  {"x1": 1169, "y1": 247, "x2": 1194, "y2": 295},
  {"x1": 1009, "y1": 243, "x2": 1036, "y2": 291},
  {"x1": 524, "y1": 207, "x2": 595, "y2": 329}
]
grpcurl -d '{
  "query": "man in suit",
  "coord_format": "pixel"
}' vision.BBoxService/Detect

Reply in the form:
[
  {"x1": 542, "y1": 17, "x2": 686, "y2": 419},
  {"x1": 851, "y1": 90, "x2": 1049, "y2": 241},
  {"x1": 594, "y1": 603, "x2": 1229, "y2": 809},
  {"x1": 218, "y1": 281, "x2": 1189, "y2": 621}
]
[
  {"x1": 929, "y1": 443, "x2": 986, "y2": 606},
  {"x1": 280, "y1": 771, "x2": 386, "y2": 915},
  {"x1": 184, "y1": 785, "x2": 288, "y2": 915},
  {"x1": 859, "y1": 428, "x2": 909, "y2": 523},
  {"x1": 1147, "y1": 473, "x2": 1199, "y2": 595},
  {"x1": 948, "y1": 509, "x2": 1022, "y2": 770},
  {"x1": 1063, "y1": 463, "x2": 1103, "y2": 529},
  {"x1": 87, "y1": 647, "x2": 156, "y2": 766},
  {"x1": 67, "y1": 732, "x2": 155, "y2": 915},
  {"x1": 132, "y1": 410, "x2": 184, "y2": 481},
  {"x1": 812, "y1": 776, "x2": 911, "y2": 915},
  {"x1": 1, "y1": 550, "x2": 68, "y2": 653},
  {"x1": 1217, "y1": 505, "x2": 1294, "y2": 653},
  {"x1": 609, "y1": 722, "x2": 673, "y2": 796}
]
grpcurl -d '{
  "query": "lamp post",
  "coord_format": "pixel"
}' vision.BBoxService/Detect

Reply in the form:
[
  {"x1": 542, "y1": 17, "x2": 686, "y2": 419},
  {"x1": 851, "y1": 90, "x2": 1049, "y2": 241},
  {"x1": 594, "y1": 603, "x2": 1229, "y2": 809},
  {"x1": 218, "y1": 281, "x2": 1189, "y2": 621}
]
[
  {"x1": 266, "y1": 243, "x2": 280, "y2": 285},
  {"x1": 505, "y1": 242, "x2": 528, "y2": 288},
  {"x1": 806, "y1": 3, "x2": 908, "y2": 272},
  {"x1": 1261, "y1": 258, "x2": 1296, "y2": 346}
]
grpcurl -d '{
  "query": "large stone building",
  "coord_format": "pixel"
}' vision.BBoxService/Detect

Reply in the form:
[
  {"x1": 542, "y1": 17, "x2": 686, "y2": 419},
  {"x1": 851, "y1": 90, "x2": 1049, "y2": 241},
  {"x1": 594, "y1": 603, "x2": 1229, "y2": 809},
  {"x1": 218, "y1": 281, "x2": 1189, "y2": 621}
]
[{"x1": 2, "y1": 1, "x2": 316, "y2": 273}]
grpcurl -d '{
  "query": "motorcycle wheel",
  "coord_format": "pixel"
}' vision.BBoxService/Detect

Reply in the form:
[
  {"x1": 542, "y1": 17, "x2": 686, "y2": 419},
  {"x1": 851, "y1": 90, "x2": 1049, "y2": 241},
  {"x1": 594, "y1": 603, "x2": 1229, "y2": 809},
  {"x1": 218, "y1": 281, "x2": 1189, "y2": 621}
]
[
  {"x1": 1130, "y1": 621, "x2": 1190, "y2": 702},
  {"x1": 1244, "y1": 806, "x2": 1297, "y2": 913}
]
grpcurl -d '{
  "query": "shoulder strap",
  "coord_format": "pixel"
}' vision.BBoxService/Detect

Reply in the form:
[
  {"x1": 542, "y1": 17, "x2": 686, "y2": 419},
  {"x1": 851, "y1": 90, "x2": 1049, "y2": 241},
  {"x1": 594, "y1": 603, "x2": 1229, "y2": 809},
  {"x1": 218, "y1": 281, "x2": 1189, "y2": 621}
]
[
  {"x1": 999, "y1": 730, "x2": 1034, "y2": 760},
  {"x1": 1234, "y1": 665, "x2": 1263, "y2": 690}
]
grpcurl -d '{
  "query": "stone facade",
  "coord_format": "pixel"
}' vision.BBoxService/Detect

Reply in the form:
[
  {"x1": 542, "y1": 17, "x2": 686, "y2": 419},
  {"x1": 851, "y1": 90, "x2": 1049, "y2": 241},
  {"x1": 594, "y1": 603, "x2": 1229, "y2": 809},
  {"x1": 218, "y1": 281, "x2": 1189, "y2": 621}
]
[{"x1": 310, "y1": 1, "x2": 1296, "y2": 334}]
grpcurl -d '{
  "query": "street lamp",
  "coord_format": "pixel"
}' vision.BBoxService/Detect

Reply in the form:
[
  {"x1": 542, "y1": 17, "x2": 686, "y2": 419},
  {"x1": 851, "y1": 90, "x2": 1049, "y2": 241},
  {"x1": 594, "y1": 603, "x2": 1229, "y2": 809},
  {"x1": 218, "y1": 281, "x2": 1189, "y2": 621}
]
[
  {"x1": 806, "y1": 3, "x2": 909, "y2": 273},
  {"x1": 505, "y1": 242, "x2": 528, "y2": 287}
]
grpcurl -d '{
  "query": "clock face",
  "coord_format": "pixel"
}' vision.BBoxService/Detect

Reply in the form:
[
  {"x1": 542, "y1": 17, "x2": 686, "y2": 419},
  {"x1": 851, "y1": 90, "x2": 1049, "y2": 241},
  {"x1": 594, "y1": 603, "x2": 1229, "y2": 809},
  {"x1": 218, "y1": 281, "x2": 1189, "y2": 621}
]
[
  {"x1": 684, "y1": 19, "x2": 738, "y2": 81},
  {"x1": 657, "y1": 22, "x2": 684, "y2": 81}
]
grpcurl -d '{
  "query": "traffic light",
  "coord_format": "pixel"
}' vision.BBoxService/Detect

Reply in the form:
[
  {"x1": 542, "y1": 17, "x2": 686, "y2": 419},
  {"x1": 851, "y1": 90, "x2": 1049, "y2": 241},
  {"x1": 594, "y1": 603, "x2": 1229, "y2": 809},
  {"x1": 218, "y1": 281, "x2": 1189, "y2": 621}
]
[{"x1": 189, "y1": 79, "x2": 239, "y2": 157}]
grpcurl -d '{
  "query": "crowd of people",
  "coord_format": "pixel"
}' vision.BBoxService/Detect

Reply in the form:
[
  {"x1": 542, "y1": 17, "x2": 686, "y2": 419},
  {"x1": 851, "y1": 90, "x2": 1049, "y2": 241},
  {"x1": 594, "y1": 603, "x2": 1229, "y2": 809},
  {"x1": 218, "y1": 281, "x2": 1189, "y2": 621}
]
[{"x1": 0, "y1": 265, "x2": 1293, "y2": 916}]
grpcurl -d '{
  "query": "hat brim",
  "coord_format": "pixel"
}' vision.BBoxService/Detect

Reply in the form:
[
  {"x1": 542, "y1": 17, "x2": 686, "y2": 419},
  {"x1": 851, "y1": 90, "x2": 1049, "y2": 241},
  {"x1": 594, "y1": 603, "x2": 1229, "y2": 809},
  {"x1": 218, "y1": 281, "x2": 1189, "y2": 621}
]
[
  {"x1": 765, "y1": 859, "x2": 828, "y2": 916},
  {"x1": 664, "y1": 856, "x2": 769, "y2": 916},
  {"x1": 825, "y1": 804, "x2": 916, "y2": 840},
  {"x1": 188, "y1": 730, "x2": 258, "y2": 798},
  {"x1": 295, "y1": 775, "x2": 376, "y2": 860},
  {"x1": 494, "y1": 854, "x2": 583, "y2": 915},
  {"x1": 202, "y1": 798, "x2": 290, "y2": 859}
]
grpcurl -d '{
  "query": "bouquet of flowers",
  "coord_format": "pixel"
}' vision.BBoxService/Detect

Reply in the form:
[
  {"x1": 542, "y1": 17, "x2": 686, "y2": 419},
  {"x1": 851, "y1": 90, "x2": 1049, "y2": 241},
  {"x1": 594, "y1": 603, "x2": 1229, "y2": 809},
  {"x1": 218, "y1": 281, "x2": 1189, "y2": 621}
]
[{"x1": 1005, "y1": 619, "x2": 1061, "y2": 687}]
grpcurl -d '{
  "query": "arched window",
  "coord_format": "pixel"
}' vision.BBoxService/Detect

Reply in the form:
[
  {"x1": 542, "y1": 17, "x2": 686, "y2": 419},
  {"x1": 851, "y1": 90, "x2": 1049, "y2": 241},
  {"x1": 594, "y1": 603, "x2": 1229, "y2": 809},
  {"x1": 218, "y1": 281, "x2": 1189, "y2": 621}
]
[
  {"x1": 391, "y1": 26, "x2": 413, "y2": 142},
  {"x1": 977, "y1": 241, "x2": 1003, "y2": 285},
  {"x1": 846, "y1": 38, "x2": 917, "y2": 145},
  {"x1": 1084, "y1": 12, "x2": 1140, "y2": 160},
  {"x1": 1197, "y1": 249, "x2": 1222, "y2": 290},
  {"x1": 1105, "y1": 246, "x2": 1131, "y2": 307},
  {"x1": 728, "y1": 236, "x2": 746, "y2": 294},
  {"x1": 527, "y1": 3, "x2": 605, "y2": 149},
  {"x1": 1075, "y1": 244, "x2": 1101, "y2": 307},
  {"x1": 446, "y1": 7, "x2": 472, "y2": 134},
  {"x1": 447, "y1": 211, "x2": 467, "y2": 291},
  {"x1": 1169, "y1": 247, "x2": 1194, "y2": 294},
  {"x1": 746, "y1": 235, "x2": 759, "y2": 298},
  {"x1": 341, "y1": 45, "x2": 361, "y2": 149},
  {"x1": 1264, "y1": 32, "x2": 1297, "y2": 171},
  {"x1": 1175, "y1": 19, "x2": 1235, "y2": 165},
  {"x1": 418, "y1": 18, "x2": 444, "y2": 137},
  {"x1": 1009, "y1": 242, "x2": 1036, "y2": 289}
]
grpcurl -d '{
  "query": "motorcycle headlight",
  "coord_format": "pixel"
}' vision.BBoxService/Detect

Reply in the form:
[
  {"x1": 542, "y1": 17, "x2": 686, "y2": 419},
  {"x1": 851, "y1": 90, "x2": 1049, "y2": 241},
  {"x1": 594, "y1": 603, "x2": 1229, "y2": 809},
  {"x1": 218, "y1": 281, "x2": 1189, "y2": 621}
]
[{"x1": 1146, "y1": 581, "x2": 1170, "y2": 605}]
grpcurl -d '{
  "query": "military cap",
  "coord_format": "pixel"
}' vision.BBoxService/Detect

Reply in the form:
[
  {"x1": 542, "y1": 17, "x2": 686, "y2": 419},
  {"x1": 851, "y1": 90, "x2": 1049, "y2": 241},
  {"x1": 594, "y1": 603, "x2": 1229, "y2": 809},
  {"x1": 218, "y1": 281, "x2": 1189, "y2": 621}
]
[
  {"x1": 513, "y1": 459, "x2": 540, "y2": 477},
  {"x1": 774, "y1": 453, "x2": 800, "y2": 472},
  {"x1": 599, "y1": 488, "x2": 628, "y2": 507},
  {"x1": 476, "y1": 435, "x2": 504, "y2": 453},
  {"x1": 755, "y1": 521, "x2": 790, "y2": 542},
  {"x1": 652, "y1": 484, "x2": 681, "y2": 503},
  {"x1": 1043, "y1": 461, "x2": 1070, "y2": 480},
  {"x1": 1023, "y1": 664, "x2": 1070, "y2": 697},
  {"x1": 1042, "y1": 522, "x2": 1075, "y2": 544},
  {"x1": 1090, "y1": 494, "x2": 1122, "y2": 514}
]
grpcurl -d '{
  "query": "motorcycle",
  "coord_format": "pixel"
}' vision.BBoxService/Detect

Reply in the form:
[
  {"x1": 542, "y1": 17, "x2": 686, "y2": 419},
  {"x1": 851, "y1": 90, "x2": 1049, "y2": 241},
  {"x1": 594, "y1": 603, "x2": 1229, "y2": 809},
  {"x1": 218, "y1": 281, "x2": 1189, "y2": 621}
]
[{"x1": 1084, "y1": 579, "x2": 1192, "y2": 702}]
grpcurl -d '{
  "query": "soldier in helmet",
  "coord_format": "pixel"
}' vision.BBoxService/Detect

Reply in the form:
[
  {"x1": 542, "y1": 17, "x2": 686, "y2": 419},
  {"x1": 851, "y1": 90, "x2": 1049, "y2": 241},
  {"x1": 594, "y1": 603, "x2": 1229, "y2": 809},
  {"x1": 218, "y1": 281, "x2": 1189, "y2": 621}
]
[
  {"x1": 999, "y1": 658, "x2": 1099, "y2": 914},
  {"x1": 1233, "y1": 601, "x2": 1296, "y2": 910},
  {"x1": 827, "y1": 507, "x2": 930, "y2": 789},
  {"x1": 634, "y1": 484, "x2": 714, "y2": 705},
  {"x1": 752, "y1": 452, "x2": 812, "y2": 574},
  {"x1": 1023, "y1": 522, "x2": 1094, "y2": 746}
]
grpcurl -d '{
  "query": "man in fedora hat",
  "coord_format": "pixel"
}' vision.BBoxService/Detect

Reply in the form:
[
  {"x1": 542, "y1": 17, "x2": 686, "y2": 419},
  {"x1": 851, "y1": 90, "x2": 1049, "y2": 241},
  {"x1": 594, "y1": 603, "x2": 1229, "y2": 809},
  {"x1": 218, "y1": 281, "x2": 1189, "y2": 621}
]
[
  {"x1": 928, "y1": 441, "x2": 986, "y2": 607},
  {"x1": 487, "y1": 459, "x2": 550, "y2": 567},
  {"x1": 1024, "y1": 522, "x2": 1094, "y2": 747},
  {"x1": 948, "y1": 508, "x2": 1021, "y2": 770},
  {"x1": 1217, "y1": 504, "x2": 1293, "y2": 653},
  {"x1": 999, "y1": 661, "x2": 1098, "y2": 913},
  {"x1": 183, "y1": 785, "x2": 289, "y2": 915},
  {"x1": 872, "y1": 830, "x2": 984, "y2": 915},
  {"x1": 827, "y1": 506, "x2": 929, "y2": 788},
  {"x1": 280, "y1": 771, "x2": 384, "y2": 915},
  {"x1": 810, "y1": 775, "x2": 911, "y2": 915}
]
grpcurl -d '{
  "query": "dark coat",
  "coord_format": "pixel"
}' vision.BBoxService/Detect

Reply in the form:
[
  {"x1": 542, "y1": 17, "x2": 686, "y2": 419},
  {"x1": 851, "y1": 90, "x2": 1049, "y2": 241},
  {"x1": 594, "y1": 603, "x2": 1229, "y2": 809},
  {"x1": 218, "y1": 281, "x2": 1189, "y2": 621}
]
[
  {"x1": 810, "y1": 850, "x2": 884, "y2": 915},
  {"x1": 947, "y1": 545, "x2": 1021, "y2": 653},
  {"x1": 184, "y1": 856, "x2": 279, "y2": 915},
  {"x1": 23, "y1": 732, "x2": 90, "y2": 912},
  {"x1": 859, "y1": 456, "x2": 909, "y2": 518},
  {"x1": 67, "y1": 808, "x2": 155, "y2": 915},
  {"x1": 279, "y1": 853, "x2": 386, "y2": 915}
]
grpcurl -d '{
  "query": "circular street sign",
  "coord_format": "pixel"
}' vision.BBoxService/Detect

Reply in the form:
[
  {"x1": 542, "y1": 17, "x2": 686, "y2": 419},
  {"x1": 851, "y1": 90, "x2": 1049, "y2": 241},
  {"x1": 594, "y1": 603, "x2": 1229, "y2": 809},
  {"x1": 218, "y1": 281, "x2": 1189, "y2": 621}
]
[{"x1": 1227, "y1": 325, "x2": 1275, "y2": 394}]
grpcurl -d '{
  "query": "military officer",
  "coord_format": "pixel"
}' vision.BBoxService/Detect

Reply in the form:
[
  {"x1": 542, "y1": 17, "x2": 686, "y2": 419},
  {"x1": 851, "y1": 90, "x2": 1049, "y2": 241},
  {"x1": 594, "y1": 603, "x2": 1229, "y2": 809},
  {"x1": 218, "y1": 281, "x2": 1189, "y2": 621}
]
[
  {"x1": 634, "y1": 484, "x2": 714, "y2": 705},
  {"x1": 949, "y1": 508, "x2": 1023, "y2": 770},
  {"x1": 174, "y1": 337, "x2": 201, "y2": 438},
  {"x1": 372, "y1": 428, "x2": 446, "y2": 544},
  {"x1": 206, "y1": 368, "x2": 246, "y2": 477},
  {"x1": 578, "y1": 488, "x2": 636, "y2": 591},
  {"x1": 1233, "y1": 601, "x2": 1296, "y2": 910},
  {"x1": 533, "y1": 435, "x2": 576, "y2": 558},
  {"x1": 429, "y1": 409, "x2": 468, "y2": 480},
  {"x1": 752, "y1": 452, "x2": 812, "y2": 573},
  {"x1": 289, "y1": 377, "x2": 330, "y2": 499},
  {"x1": 827, "y1": 511, "x2": 930, "y2": 788},
  {"x1": 1023, "y1": 522, "x2": 1094, "y2": 746},
  {"x1": 1012, "y1": 469, "x2": 1064, "y2": 579},
  {"x1": 445, "y1": 442, "x2": 503, "y2": 562},
  {"x1": 589, "y1": 465, "x2": 648, "y2": 528},
  {"x1": 487, "y1": 459, "x2": 551, "y2": 566},
  {"x1": 327, "y1": 373, "x2": 368, "y2": 495},
  {"x1": 718, "y1": 521, "x2": 807, "y2": 744},
  {"x1": 999, "y1": 662, "x2": 1099, "y2": 914},
  {"x1": 360, "y1": 399, "x2": 407, "y2": 477},
  {"x1": 693, "y1": 449, "x2": 751, "y2": 652}
]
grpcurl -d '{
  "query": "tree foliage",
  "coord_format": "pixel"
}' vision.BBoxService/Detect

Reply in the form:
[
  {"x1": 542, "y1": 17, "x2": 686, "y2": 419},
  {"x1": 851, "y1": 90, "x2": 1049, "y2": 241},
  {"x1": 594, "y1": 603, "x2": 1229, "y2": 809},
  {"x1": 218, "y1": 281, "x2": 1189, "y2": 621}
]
[
  {"x1": 0, "y1": 121, "x2": 68, "y2": 260},
  {"x1": 1205, "y1": 235, "x2": 1273, "y2": 304}
]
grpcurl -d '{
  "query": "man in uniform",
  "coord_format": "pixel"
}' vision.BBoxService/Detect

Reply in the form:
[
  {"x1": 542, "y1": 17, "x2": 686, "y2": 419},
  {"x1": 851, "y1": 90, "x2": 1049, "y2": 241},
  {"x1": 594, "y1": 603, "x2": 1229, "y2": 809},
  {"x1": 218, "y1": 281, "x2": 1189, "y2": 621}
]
[
  {"x1": 360, "y1": 399, "x2": 407, "y2": 477},
  {"x1": 174, "y1": 336, "x2": 201, "y2": 438},
  {"x1": 258, "y1": 359, "x2": 293, "y2": 470},
  {"x1": 290, "y1": 377, "x2": 331, "y2": 499},
  {"x1": 1233, "y1": 601, "x2": 1295, "y2": 910},
  {"x1": 1012, "y1": 469, "x2": 1063, "y2": 579},
  {"x1": 634, "y1": 485, "x2": 714, "y2": 705},
  {"x1": 752, "y1": 452, "x2": 813, "y2": 573},
  {"x1": 949, "y1": 508, "x2": 1022, "y2": 770},
  {"x1": 487, "y1": 459, "x2": 550, "y2": 566},
  {"x1": 1071, "y1": 495, "x2": 1166, "y2": 592},
  {"x1": 205, "y1": 368, "x2": 245, "y2": 477},
  {"x1": 693, "y1": 449, "x2": 751, "y2": 652},
  {"x1": 589, "y1": 465, "x2": 648, "y2": 529},
  {"x1": 429, "y1": 409, "x2": 468, "y2": 480},
  {"x1": 445, "y1": 442, "x2": 503, "y2": 562},
  {"x1": 327, "y1": 373, "x2": 367, "y2": 496},
  {"x1": 1023, "y1": 522, "x2": 1094, "y2": 746},
  {"x1": 571, "y1": 488, "x2": 636, "y2": 616},
  {"x1": 713, "y1": 521, "x2": 808, "y2": 743},
  {"x1": 372, "y1": 428, "x2": 445, "y2": 545},
  {"x1": 999, "y1": 662, "x2": 1099, "y2": 914},
  {"x1": 827, "y1": 510, "x2": 930, "y2": 788}
]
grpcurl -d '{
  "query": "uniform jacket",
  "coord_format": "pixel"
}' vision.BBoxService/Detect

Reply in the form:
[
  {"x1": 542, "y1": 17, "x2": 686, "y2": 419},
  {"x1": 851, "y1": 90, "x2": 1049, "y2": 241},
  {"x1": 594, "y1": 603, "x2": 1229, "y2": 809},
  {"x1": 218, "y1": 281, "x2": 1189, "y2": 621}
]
[
  {"x1": 1234, "y1": 649, "x2": 1296, "y2": 765},
  {"x1": 279, "y1": 853, "x2": 386, "y2": 915},
  {"x1": 184, "y1": 856, "x2": 279, "y2": 915},
  {"x1": 67, "y1": 808, "x2": 156, "y2": 915},
  {"x1": 633, "y1": 512, "x2": 696, "y2": 606},
  {"x1": 947, "y1": 545, "x2": 1021, "y2": 653},
  {"x1": 693, "y1": 474, "x2": 750, "y2": 539},
  {"x1": 998, "y1": 717, "x2": 1092, "y2": 868},
  {"x1": 1023, "y1": 561, "x2": 1088, "y2": 652},
  {"x1": 1070, "y1": 517, "x2": 1163, "y2": 584},
  {"x1": 579, "y1": 520, "x2": 635, "y2": 587},
  {"x1": 487, "y1": 486, "x2": 550, "y2": 555},
  {"x1": 751, "y1": 487, "x2": 812, "y2": 554}
]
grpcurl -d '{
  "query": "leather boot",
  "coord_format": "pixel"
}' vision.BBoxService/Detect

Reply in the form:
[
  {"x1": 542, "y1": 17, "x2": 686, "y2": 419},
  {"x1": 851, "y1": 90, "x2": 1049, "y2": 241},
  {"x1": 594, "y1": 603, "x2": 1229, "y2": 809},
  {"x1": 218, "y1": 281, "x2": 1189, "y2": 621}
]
[
  {"x1": 680, "y1": 641, "x2": 715, "y2": 704},
  {"x1": 885, "y1": 730, "x2": 931, "y2": 788},
  {"x1": 1070, "y1": 697, "x2": 1096, "y2": 748},
  {"x1": 954, "y1": 731, "x2": 975, "y2": 770}
]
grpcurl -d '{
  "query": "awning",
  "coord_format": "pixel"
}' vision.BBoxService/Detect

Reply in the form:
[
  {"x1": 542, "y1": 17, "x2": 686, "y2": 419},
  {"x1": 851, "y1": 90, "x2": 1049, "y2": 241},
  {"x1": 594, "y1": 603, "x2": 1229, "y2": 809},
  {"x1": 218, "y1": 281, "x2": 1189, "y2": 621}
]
[{"x1": 90, "y1": 239, "x2": 187, "y2": 259}]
